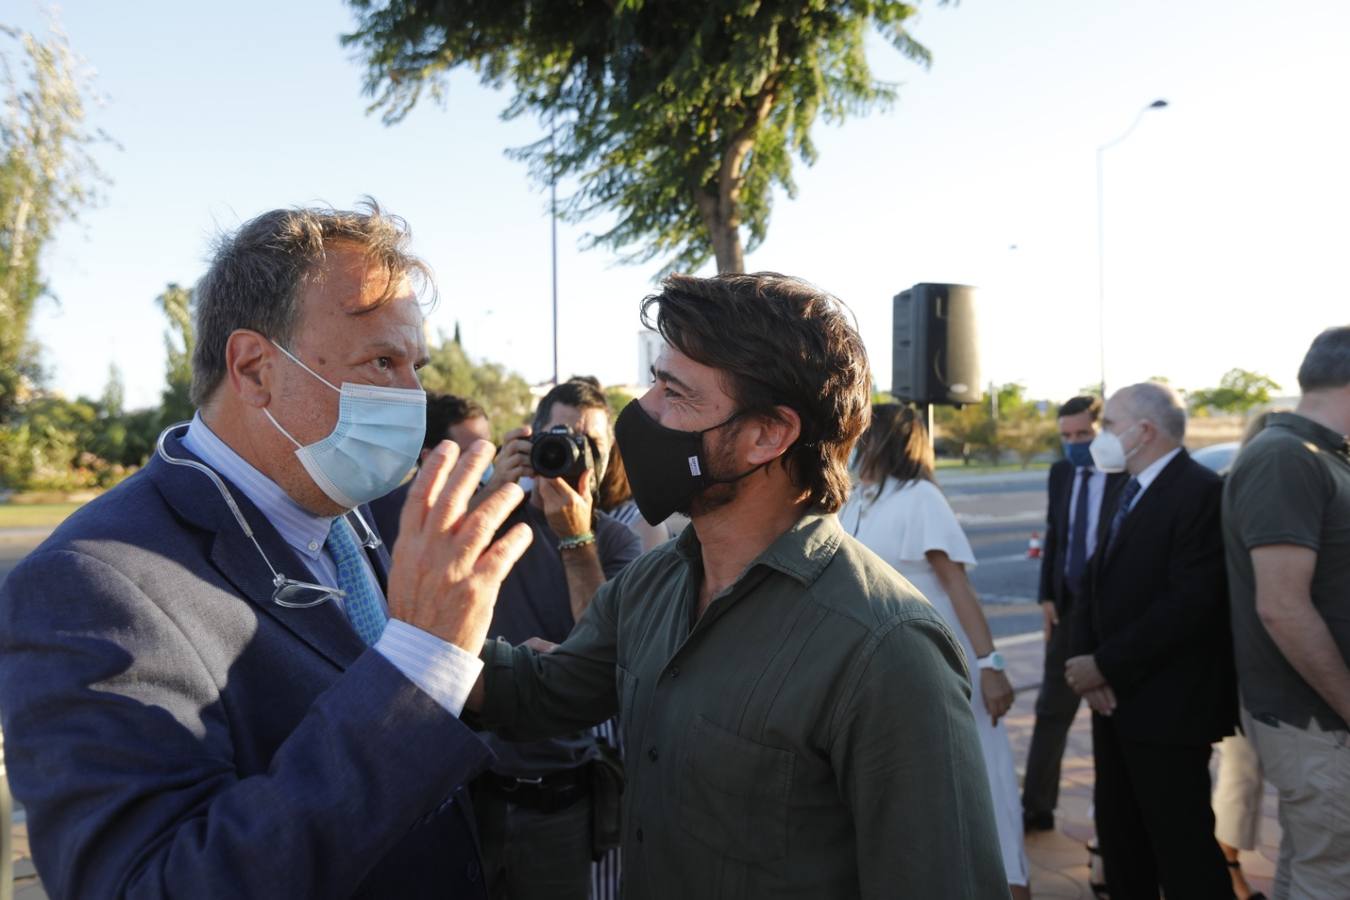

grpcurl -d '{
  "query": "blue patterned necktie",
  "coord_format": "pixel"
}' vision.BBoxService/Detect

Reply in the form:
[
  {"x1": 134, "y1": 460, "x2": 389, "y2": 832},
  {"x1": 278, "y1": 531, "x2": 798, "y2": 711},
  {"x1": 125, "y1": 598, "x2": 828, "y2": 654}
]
[
  {"x1": 1065, "y1": 467, "x2": 1093, "y2": 596},
  {"x1": 325, "y1": 516, "x2": 388, "y2": 646},
  {"x1": 1104, "y1": 477, "x2": 1142, "y2": 558}
]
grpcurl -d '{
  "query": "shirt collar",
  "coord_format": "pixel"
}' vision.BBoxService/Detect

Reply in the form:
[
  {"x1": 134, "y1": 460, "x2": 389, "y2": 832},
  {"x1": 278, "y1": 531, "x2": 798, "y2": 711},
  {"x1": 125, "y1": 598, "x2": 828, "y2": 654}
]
[
  {"x1": 674, "y1": 509, "x2": 843, "y2": 588},
  {"x1": 1133, "y1": 446, "x2": 1182, "y2": 492},
  {"x1": 181, "y1": 412, "x2": 336, "y2": 562},
  {"x1": 1269, "y1": 412, "x2": 1350, "y2": 457}
]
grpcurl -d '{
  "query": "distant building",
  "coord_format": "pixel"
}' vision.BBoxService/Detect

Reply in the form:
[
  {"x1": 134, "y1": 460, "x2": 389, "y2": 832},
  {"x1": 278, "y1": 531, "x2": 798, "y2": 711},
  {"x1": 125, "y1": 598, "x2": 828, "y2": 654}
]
[{"x1": 637, "y1": 330, "x2": 665, "y2": 385}]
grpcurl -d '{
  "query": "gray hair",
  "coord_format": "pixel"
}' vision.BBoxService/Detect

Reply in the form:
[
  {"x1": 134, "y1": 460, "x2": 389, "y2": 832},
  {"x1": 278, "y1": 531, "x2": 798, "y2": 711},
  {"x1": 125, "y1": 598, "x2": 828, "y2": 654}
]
[
  {"x1": 189, "y1": 199, "x2": 435, "y2": 407},
  {"x1": 1297, "y1": 326, "x2": 1350, "y2": 393},
  {"x1": 1118, "y1": 381, "x2": 1187, "y2": 441}
]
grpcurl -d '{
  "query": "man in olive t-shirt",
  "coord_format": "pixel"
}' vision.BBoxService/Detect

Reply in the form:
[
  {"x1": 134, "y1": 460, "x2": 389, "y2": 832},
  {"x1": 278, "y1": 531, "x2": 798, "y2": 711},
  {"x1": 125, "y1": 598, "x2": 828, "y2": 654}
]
[{"x1": 1222, "y1": 326, "x2": 1350, "y2": 900}]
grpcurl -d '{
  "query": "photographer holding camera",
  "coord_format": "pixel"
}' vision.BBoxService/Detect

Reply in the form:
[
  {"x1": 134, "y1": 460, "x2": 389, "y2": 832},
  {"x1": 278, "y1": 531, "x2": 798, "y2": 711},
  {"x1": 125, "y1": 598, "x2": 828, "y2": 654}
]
[{"x1": 472, "y1": 378, "x2": 640, "y2": 900}]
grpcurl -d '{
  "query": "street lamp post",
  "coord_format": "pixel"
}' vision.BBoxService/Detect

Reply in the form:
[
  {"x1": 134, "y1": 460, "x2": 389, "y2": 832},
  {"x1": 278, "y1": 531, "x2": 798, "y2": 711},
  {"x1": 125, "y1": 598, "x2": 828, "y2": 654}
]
[
  {"x1": 549, "y1": 124, "x2": 559, "y2": 387},
  {"x1": 1097, "y1": 99, "x2": 1168, "y2": 398}
]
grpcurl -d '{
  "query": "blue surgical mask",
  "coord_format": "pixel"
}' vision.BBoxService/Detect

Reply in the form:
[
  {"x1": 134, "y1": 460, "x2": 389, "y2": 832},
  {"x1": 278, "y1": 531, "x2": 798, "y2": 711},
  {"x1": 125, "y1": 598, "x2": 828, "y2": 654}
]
[
  {"x1": 1063, "y1": 439, "x2": 1095, "y2": 468},
  {"x1": 263, "y1": 342, "x2": 426, "y2": 509}
]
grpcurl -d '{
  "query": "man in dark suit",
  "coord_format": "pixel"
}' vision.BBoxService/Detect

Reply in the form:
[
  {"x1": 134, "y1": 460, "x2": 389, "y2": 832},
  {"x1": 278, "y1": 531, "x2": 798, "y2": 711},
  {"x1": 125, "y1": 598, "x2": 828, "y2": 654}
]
[
  {"x1": 1022, "y1": 395, "x2": 1125, "y2": 832},
  {"x1": 0, "y1": 203, "x2": 532, "y2": 899},
  {"x1": 1067, "y1": 382, "x2": 1237, "y2": 899}
]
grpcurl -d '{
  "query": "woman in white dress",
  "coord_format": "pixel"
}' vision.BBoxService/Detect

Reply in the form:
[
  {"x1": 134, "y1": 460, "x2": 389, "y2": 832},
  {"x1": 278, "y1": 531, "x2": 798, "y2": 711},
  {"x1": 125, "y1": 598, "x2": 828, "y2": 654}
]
[{"x1": 839, "y1": 404, "x2": 1031, "y2": 899}]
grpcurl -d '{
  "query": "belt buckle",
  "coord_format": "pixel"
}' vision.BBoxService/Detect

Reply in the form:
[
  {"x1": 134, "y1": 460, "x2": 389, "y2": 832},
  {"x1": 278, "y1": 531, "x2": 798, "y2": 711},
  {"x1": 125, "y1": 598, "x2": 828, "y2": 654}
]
[{"x1": 500, "y1": 775, "x2": 544, "y2": 792}]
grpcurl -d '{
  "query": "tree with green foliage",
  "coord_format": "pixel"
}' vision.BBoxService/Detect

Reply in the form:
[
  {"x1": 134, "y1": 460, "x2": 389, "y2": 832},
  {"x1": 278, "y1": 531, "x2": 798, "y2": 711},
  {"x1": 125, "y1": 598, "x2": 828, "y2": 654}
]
[
  {"x1": 933, "y1": 383, "x2": 1054, "y2": 466},
  {"x1": 1188, "y1": 368, "x2": 1281, "y2": 414},
  {"x1": 0, "y1": 392, "x2": 131, "y2": 491},
  {"x1": 156, "y1": 283, "x2": 196, "y2": 424},
  {"x1": 344, "y1": 1, "x2": 939, "y2": 273},
  {"x1": 418, "y1": 333, "x2": 537, "y2": 441},
  {"x1": 934, "y1": 402, "x2": 994, "y2": 465},
  {"x1": 0, "y1": 22, "x2": 111, "y2": 421},
  {"x1": 99, "y1": 362, "x2": 124, "y2": 418},
  {"x1": 605, "y1": 384, "x2": 636, "y2": 416}
]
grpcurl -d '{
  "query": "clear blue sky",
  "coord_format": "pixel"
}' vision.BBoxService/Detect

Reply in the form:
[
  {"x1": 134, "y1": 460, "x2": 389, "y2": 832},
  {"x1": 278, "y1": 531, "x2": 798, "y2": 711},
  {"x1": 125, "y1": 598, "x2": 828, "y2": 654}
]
[{"x1": 10, "y1": 0, "x2": 1349, "y2": 411}]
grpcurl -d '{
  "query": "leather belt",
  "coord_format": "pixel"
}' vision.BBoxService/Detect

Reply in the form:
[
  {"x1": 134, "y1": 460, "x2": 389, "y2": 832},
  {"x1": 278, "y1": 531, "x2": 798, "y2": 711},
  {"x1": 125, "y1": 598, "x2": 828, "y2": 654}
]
[{"x1": 480, "y1": 767, "x2": 589, "y2": 814}]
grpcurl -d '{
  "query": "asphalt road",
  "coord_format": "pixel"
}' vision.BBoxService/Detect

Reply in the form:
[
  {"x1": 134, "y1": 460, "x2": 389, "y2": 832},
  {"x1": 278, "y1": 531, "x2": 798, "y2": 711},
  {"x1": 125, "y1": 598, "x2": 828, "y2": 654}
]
[
  {"x1": 0, "y1": 469, "x2": 1053, "y2": 639},
  {"x1": 941, "y1": 468, "x2": 1050, "y2": 639}
]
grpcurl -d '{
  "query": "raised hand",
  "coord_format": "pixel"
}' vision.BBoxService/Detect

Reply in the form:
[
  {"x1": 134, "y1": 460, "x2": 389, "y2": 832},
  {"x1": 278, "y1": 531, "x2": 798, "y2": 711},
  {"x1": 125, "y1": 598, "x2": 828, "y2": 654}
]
[
  {"x1": 536, "y1": 468, "x2": 594, "y2": 540},
  {"x1": 386, "y1": 439, "x2": 533, "y2": 654}
]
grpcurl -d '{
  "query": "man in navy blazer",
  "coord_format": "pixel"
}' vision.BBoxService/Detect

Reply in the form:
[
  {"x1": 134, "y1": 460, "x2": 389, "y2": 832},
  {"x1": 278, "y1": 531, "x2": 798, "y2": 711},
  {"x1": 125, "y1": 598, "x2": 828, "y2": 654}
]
[
  {"x1": 1022, "y1": 395, "x2": 1126, "y2": 832},
  {"x1": 1067, "y1": 382, "x2": 1237, "y2": 900},
  {"x1": 0, "y1": 203, "x2": 533, "y2": 899}
]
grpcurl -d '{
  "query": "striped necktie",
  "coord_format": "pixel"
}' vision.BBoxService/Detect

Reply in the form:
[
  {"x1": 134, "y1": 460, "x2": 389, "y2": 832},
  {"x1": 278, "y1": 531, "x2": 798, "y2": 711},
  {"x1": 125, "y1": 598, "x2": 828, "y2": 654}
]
[
  {"x1": 325, "y1": 516, "x2": 388, "y2": 646},
  {"x1": 1104, "y1": 477, "x2": 1142, "y2": 558}
]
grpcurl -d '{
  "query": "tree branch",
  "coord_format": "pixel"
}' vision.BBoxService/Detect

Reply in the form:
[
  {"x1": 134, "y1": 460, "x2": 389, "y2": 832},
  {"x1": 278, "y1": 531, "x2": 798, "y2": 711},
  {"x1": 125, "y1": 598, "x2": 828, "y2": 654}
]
[{"x1": 717, "y1": 85, "x2": 777, "y2": 227}]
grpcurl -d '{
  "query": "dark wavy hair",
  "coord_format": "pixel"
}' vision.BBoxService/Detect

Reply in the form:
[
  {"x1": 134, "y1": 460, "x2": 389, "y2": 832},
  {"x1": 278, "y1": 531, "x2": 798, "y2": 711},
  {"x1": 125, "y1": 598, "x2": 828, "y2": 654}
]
[
  {"x1": 642, "y1": 272, "x2": 872, "y2": 513},
  {"x1": 192, "y1": 199, "x2": 434, "y2": 406},
  {"x1": 424, "y1": 393, "x2": 486, "y2": 450},
  {"x1": 854, "y1": 403, "x2": 935, "y2": 489},
  {"x1": 1057, "y1": 395, "x2": 1102, "y2": 421}
]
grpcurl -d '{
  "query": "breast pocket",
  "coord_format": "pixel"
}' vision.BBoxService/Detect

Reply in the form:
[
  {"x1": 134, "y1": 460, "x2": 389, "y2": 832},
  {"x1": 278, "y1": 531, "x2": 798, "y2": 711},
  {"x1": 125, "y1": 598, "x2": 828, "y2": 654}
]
[{"x1": 677, "y1": 715, "x2": 794, "y2": 863}]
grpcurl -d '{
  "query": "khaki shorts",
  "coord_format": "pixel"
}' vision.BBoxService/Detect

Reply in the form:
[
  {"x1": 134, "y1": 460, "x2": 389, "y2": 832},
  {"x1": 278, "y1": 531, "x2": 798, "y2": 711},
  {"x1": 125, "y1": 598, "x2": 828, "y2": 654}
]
[{"x1": 1247, "y1": 713, "x2": 1350, "y2": 900}]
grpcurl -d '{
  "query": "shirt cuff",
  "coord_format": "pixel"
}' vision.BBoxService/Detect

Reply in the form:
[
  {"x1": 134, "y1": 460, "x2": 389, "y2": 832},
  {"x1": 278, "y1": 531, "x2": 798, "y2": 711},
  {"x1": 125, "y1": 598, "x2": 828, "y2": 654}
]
[{"x1": 374, "y1": 619, "x2": 485, "y2": 717}]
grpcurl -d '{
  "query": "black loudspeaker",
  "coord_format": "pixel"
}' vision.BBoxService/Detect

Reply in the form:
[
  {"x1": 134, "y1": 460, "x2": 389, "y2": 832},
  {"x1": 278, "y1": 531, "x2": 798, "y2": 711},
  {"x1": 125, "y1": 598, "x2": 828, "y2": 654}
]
[{"x1": 892, "y1": 283, "x2": 981, "y2": 406}]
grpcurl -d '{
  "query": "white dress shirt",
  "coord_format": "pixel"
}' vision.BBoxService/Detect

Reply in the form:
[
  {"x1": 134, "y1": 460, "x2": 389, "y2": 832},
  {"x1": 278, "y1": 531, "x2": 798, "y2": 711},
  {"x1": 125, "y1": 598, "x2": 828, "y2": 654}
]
[
  {"x1": 1126, "y1": 446, "x2": 1183, "y2": 512},
  {"x1": 182, "y1": 413, "x2": 482, "y2": 716}
]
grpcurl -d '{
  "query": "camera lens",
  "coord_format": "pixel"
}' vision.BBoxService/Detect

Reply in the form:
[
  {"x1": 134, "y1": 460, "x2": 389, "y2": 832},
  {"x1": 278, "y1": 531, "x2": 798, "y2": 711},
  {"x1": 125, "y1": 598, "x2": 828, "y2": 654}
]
[
  {"x1": 537, "y1": 443, "x2": 567, "y2": 473},
  {"x1": 531, "y1": 433, "x2": 580, "y2": 478}
]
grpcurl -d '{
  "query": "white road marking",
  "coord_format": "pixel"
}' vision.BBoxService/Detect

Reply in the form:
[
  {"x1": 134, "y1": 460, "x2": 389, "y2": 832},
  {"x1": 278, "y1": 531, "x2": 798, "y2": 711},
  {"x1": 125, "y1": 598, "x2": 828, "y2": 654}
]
[
  {"x1": 978, "y1": 553, "x2": 1037, "y2": 566},
  {"x1": 994, "y1": 631, "x2": 1044, "y2": 649}
]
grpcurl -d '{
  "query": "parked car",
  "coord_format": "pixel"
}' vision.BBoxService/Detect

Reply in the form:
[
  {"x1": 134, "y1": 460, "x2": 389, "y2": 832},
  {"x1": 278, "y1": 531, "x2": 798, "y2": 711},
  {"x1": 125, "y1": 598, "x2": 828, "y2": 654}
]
[{"x1": 1192, "y1": 440, "x2": 1240, "y2": 475}]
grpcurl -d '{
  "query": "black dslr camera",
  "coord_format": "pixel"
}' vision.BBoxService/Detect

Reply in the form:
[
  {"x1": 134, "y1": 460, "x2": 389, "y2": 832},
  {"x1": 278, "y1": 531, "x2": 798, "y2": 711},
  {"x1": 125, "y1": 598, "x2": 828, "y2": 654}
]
[{"x1": 530, "y1": 425, "x2": 597, "y2": 482}]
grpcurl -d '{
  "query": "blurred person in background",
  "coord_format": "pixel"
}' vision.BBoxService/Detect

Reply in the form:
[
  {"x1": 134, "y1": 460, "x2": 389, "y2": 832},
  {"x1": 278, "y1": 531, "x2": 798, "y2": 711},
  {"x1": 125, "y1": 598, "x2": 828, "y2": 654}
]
[
  {"x1": 839, "y1": 402, "x2": 1030, "y2": 900},
  {"x1": 1222, "y1": 327, "x2": 1350, "y2": 900},
  {"x1": 369, "y1": 392, "x2": 491, "y2": 543},
  {"x1": 1025, "y1": 393, "x2": 1125, "y2": 894},
  {"x1": 470, "y1": 378, "x2": 640, "y2": 900},
  {"x1": 1023, "y1": 395, "x2": 1126, "y2": 843}
]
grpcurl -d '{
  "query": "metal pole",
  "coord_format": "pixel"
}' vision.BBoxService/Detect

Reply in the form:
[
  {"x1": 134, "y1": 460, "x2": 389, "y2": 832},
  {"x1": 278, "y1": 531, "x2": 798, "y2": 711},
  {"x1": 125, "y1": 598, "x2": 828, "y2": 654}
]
[
  {"x1": 1096, "y1": 100, "x2": 1167, "y2": 400},
  {"x1": 1097, "y1": 144, "x2": 1107, "y2": 399},
  {"x1": 550, "y1": 126, "x2": 559, "y2": 387},
  {"x1": 919, "y1": 403, "x2": 935, "y2": 454}
]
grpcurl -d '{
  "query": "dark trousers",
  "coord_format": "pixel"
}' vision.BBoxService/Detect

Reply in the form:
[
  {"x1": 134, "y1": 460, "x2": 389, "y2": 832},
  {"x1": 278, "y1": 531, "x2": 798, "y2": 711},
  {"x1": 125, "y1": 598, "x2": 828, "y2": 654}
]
[
  {"x1": 1091, "y1": 714, "x2": 1234, "y2": 900},
  {"x1": 1021, "y1": 610, "x2": 1081, "y2": 816},
  {"x1": 472, "y1": 784, "x2": 593, "y2": 900}
]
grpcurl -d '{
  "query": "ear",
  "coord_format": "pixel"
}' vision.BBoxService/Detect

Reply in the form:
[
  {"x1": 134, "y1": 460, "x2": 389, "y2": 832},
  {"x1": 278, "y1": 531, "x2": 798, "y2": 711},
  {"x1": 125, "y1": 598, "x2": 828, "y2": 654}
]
[
  {"x1": 224, "y1": 329, "x2": 274, "y2": 409},
  {"x1": 744, "y1": 406, "x2": 803, "y2": 465}
]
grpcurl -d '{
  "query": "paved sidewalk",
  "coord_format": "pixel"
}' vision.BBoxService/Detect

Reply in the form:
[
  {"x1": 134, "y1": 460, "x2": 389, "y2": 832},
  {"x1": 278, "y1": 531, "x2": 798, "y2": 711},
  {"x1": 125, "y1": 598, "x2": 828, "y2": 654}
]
[
  {"x1": 7, "y1": 816, "x2": 43, "y2": 899},
  {"x1": 5, "y1": 630, "x2": 1283, "y2": 898},
  {"x1": 998, "y1": 630, "x2": 1280, "y2": 898}
]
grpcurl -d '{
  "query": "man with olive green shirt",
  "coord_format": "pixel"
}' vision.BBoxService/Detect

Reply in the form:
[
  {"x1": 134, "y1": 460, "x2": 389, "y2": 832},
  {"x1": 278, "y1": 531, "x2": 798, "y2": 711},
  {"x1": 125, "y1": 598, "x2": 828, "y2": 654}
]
[
  {"x1": 1223, "y1": 326, "x2": 1350, "y2": 899},
  {"x1": 469, "y1": 273, "x2": 1006, "y2": 899}
]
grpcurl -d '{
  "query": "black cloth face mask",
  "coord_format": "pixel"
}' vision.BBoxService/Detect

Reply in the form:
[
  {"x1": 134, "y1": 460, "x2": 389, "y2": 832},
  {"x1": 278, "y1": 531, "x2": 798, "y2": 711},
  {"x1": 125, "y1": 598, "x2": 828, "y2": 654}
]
[{"x1": 614, "y1": 399, "x2": 765, "y2": 526}]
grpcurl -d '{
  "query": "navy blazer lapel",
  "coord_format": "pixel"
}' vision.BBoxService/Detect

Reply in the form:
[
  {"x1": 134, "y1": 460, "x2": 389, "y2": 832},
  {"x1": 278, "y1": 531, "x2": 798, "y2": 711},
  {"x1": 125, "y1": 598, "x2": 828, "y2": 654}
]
[
  {"x1": 1100, "y1": 451, "x2": 1190, "y2": 569},
  {"x1": 149, "y1": 431, "x2": 365, "y2": 670}
]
